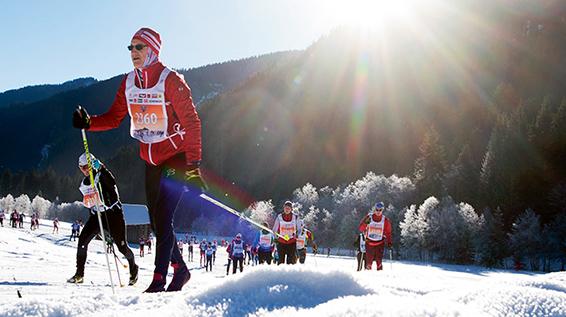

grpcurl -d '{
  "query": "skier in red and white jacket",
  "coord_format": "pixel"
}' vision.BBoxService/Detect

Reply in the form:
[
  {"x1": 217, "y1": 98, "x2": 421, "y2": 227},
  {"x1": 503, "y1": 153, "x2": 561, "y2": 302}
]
[
  {"x1": 358, "y1": 202, "x2": 392, "y2": 270},
  {"x1": 72, "y1": 27, "x2": 206, "y2": 293},
  {"x1": 272, "y1": 201, "x2": 302, "y2": 265}
]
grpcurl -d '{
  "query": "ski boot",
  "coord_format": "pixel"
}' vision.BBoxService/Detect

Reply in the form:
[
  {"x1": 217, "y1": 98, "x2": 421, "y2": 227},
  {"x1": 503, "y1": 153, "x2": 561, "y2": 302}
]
[
  {"x1": 67, "y1": 274, "x2": 84, "y2": 284},
  {"x1": 129, "y1": 264, "x2": 139, "y2": 286},
  {"x1": 143, "y1": 273, "x2": 166, "y2": 293},
  {"x1": 166, "y1": 263, "x2": 190, "y2": 292}
]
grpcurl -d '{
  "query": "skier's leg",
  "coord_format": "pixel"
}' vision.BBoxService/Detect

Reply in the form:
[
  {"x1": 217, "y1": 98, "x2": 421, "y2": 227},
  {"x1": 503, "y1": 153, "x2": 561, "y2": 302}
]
[
  {"x1": 146, "y1": 162, "x2": 186, "y2": 277},
  {"x1": 299, "y1": 249, "x2": 306, "y2": 264},
  {"x1": 287, "y1": 243, "x2": 297, "y2": 264},
  {"x1": 365, "y1": 245, "x2": 375, "y2": 270},
  {"x1": 75, "y1": 216, "x2": 99, "y2": 277},
  {"x1": 107, "y1": 209, "x2": 136, "y2": 272},
  {"x1": 375, "y1": 244, "x2": 384, "y2": 270},
  {"x1": 276, "y1": 244, "x2": 284, "y2": 265}
]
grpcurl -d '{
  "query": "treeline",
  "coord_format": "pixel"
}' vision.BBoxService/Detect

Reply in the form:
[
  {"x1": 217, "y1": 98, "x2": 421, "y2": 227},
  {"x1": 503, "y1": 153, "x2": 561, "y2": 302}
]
[
  {"x1": 244, "y1": 172, "x2": 566, "y2": 272},
  {"x1": 0, "y1": 194, "x2": 88, "y2": 224}
]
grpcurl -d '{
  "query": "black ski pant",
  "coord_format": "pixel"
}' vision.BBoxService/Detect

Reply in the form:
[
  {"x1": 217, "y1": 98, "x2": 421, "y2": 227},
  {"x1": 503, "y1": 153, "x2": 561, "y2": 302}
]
[
  {"x1": 297, "y1": 248, "x2": 307, "y2": 264},
  {"x1": 205, "y1": 255, "x2": 213, "y2": 271},
  {"x1": 70, "y1": 230, "x2": 77, "y2": 241},
  {"x1": 226, "y1": 258, "x2": 231, "y2": 275},
  {"x1": 145, "y1": 155, "x2": 190, "y2": 277},
  {"x1": 75, "y1": 208, "x2": 136, "y2": 277},
  {"x1": 277, "y1": 242, "x2": 297, "y2": 265},
  {"x1": 258, "y1": 250, "x2": 272, "y2": 264},
  {"x1": 232, "y1": 256, "x2": 244, "y2": 274}
]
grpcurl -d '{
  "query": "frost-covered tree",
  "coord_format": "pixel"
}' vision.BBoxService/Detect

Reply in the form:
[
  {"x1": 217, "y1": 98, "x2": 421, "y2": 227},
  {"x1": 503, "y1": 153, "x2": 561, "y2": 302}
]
[
  {"x1": 293, "y1": 183, "x2": 319, "y2": 208},
  {"x1": 246, "y1": 200, "x2": 275, "y2": 225},
  {"x1": 0, "y1": 194, "x2": 15, "y2": 212},
  {"x1": 400, "y1": 202, "x2": 430, "y2": 260},
  {"x1": 384, "y1": 203, "x2": 405, "y2": 257},
  {"x1": 45, "y1": 201, "x2": 87, "y2": 223},
  {"x1": 14, "y1": 194, "x2": 32, "y2": 215},
  {"x1": 337, "y1": 208, "x2": 363, "y2": 248},
  {"x1": 31, "y1": 195, "x2": 52, "y2": 218},
  {"x1": 509, "y1": 209, "x2": 543, "y2": 271}
]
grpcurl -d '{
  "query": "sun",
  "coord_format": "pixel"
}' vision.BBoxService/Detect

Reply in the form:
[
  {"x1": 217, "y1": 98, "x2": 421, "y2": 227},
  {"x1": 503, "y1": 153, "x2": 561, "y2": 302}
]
[{"x1": 321, "y1": 0, "x2": 421, "y2": 30}]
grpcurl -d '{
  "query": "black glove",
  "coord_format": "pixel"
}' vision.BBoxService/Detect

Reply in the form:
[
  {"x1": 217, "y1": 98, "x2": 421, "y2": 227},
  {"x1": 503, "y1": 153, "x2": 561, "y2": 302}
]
[
  {"x1": 72, "y1": 106, "x2": 91, "y2": 129},
  {"x1": 184, "y1": 166, "x2": 208, "y2": 192}
]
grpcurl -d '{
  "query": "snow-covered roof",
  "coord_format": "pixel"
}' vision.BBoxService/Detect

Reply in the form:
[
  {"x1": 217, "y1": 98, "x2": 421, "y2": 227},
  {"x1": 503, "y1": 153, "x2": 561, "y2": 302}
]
[{"x1": 122, "y1": 203, "x2": 150, "y2": 225}]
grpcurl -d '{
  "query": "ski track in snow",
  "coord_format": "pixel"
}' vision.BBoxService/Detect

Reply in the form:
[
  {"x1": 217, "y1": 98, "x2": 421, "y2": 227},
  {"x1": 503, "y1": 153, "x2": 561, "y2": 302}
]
[{"x1": 0, "y1": 219, "x2": 565, "y2": 317}]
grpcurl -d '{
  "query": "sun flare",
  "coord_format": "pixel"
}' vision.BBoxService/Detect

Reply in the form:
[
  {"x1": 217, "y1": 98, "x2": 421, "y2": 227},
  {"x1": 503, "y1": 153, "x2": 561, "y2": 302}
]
[{"x1": 321, "y1": 0, "x2": 422, "y2": 30}]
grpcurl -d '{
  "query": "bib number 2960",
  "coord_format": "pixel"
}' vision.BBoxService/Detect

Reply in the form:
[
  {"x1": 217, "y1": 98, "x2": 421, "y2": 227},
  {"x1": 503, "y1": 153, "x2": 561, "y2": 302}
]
[{"x1": 135, "y1": 113, "x2": 158, "y2": 125}]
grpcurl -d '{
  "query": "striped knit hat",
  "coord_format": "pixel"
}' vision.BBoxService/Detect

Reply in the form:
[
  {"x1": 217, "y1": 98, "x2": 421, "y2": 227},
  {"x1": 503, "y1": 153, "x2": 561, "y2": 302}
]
[{"x1": 132, "y1": 27, "x2": 161, "y2": 56}]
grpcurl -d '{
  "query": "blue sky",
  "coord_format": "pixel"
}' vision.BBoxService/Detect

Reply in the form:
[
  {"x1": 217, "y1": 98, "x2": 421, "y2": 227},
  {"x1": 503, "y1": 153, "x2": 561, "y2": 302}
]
[{"x1": 0, "y1": 0, "x2": 352, "y2": 92}]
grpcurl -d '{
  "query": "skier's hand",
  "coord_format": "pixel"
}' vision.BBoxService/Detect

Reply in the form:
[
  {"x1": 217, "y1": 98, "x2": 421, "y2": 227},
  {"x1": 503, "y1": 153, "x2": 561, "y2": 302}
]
[
  {"x1": 184, "y1": 166, "x2": 208, "y2": 192},
  {"x1": 73, "y1": 106, "x2": 91, "y2": 129}
]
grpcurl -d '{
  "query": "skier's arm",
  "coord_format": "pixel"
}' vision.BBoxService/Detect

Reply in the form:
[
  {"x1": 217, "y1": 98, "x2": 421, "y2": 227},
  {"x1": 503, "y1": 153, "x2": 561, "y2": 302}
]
[
  {"x1": 166, "y1": 73, "x2": 202, "y2": 164},
  {"x1": 89, "y1": 77, "x2": 129, "y2": 131},
  {"x1": 296, "y1": 216, "x2": 302, "y2": 237},
  {"x1": 272, "y1": 216, "x2": 280, "y2": 234},
  {"x1": 358, "y1": 214, "x2": 370, "y2": 232}
]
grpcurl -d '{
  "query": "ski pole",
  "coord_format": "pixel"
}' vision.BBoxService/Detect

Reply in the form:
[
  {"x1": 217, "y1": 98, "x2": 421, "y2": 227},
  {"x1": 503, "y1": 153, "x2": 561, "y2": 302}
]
[
  {"x1": 110, "y1": 243, "x2": 124, "y2": 287},
  {"x1": 199, "y1": 193, "x2": 290, "y2": 241},
  {"x1": 112, "y1": 248, "x2": 128, "y2": 268},
  {"x1": 81, "y1": 127, "x2": 116, "y2": 294}
]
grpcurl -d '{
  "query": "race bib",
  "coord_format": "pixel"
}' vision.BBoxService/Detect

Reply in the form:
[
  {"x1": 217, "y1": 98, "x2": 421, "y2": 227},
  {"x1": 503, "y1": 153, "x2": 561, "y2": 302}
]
[
  {"x1": 259, "y1": 235, "x2": 271, "y2": 247},
  {"x1": 280, "y1": 223, "x2": 296, "y2": 238},
  {"x1": 81, "y1": 186, "x2": 101, "y2": 209},
  {"x1": 367, "y1": 223, "x2": 384, "y2": 241},
  {"x1": 129, "y1": 101, "x2": 168, "y2": 143},
  {"x1": 125, "y1": 68, "x2": 171, "y2": 144},
  {"x1": 296, "y1": 236, "x2": 306, "y2": 249}
]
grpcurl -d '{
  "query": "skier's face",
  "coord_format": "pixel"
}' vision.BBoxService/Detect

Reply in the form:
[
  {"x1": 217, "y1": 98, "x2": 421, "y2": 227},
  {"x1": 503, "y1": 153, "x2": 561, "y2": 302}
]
[
  {"x1": 130, "y1": 38, "x2": 148, "y2": 69},
  {"x1": 374, "y1": 208, "x2": 383, "y2": 216},
  {"x1": 284, "y1": 205, "x2": 292, "y2": 214},
  {"x1": 79, "y1": 165, "x2": 90, "y2": 176}
]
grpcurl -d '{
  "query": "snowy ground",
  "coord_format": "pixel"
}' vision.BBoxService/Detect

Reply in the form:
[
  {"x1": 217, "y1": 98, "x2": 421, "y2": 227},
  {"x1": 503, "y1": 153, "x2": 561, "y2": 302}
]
[{"x1": 1, "y1": 219, "x2": 565, "y2": 317}]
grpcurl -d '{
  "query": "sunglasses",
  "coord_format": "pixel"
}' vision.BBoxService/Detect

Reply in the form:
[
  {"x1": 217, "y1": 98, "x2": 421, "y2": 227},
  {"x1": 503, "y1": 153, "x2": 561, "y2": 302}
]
[
  {"x1": 375, "y1": 208, "x2": 384, "y2": 212},
  {"x1": 79, "y1": 165, "x2": 89, "y2": 171},
  {"x1": 127, "y1": 44, "x2": 147, "y2": 51}
]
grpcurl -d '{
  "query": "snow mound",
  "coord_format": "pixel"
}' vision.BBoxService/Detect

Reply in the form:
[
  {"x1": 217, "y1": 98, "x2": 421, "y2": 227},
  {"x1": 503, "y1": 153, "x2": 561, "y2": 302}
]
[
  {"x1": 189, "y1": 266, "x2": 372, "y2": 316},
  {"x1": 453, "y1": 272, "x2": 566, "y2": 317}
]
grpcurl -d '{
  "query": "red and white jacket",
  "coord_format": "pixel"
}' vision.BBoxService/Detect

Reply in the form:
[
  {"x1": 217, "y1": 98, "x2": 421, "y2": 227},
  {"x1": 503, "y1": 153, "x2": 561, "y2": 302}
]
[
  {"x1": 88, "y1": 62, "x2": 201, "y2": 166},
  {"x1": 272, "y1": 212, "x2": 302, "y2": 245},
  {"x1": 358, "y1": 213, "x2": 392, "y2": 247}
]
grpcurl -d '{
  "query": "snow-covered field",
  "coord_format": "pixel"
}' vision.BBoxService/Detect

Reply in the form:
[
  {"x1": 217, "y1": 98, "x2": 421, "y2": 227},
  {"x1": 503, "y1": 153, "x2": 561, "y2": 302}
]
[{"x1": 1, "y1": 219, "x2": 565, "y2": 317}]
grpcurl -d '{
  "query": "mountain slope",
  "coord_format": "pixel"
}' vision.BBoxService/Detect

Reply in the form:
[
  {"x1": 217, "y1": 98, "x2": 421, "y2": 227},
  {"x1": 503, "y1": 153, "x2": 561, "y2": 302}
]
[
  {"x1": 0, "y1": 52, "x2": 298, "y2": 174},
  {"x1": 0, "y1": 77, "x2": 97, "y2": 108}
]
